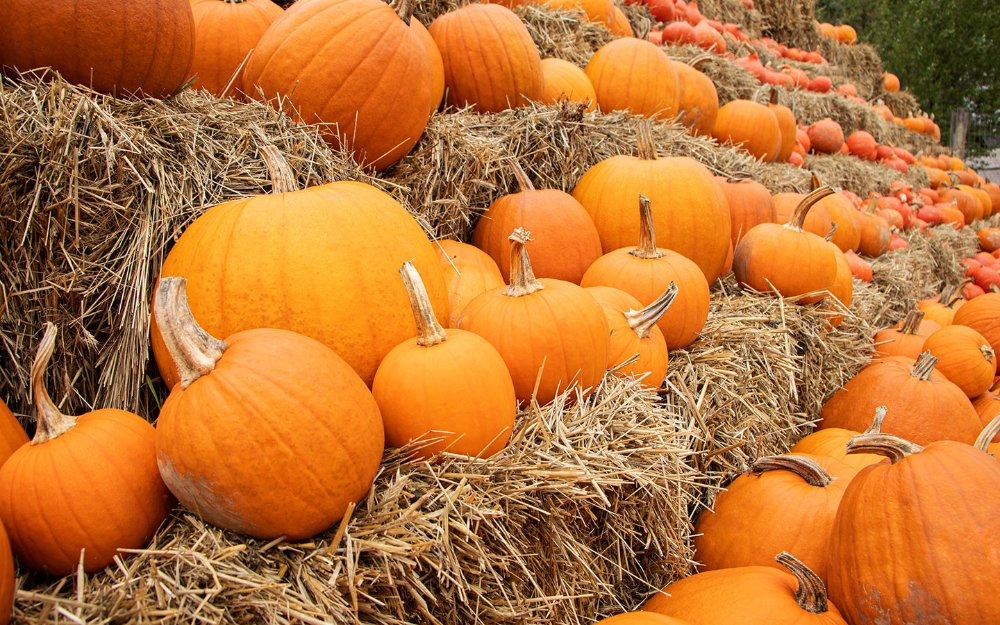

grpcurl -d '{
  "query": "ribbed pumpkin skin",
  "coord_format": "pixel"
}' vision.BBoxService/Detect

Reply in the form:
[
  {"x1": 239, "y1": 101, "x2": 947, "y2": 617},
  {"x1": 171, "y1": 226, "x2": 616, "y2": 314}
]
[
  {"x1": 457, "y1": 281, "x2": 609, "y2": 405},
  {"x1": 436, "y1": 240, "x2": 505, "y2": 328},
  {"x1": 0, "y1": 520, "x2": 13, "y2": 625},
  {"x1": 151, "y1": 182, "x2": 449, "y2": 388},
  {"x1": 540, "y1": 58, "x2": 597, "y2": 112},
  {"x1": 473, "y1": 189, "x2": 602, "y2": 285},
  {"x1": 0, "y1": 400, "x2": 27, "y2": 469},
  {"x1": 585, "y1": 39, "x2": 680, "y2": 120},
  {"x1": 719, "y1": 178, "x2": 777, "y2": 246},
  {"x1": 712, "y1": 100, "x2": 781, "y2": 162},
  {"x1": 791, "y1": 429, "x2": 888, "y2": 472},
  {"x1": 954, "y1": 293, "x2": 1000, "y2": 355},
  {"x1": 733, "y1": 224, "x2": 836, "y2": 305},
  {"x1": 819, "y1": 357, "x2": 982, "y2": 445},
  {"x1": 582, "y1": 250, "x2": 710, "y2": 350},
  {"x1": 673, "y1": 62, "x2": 719, "y2": 137},
  {"x1": 924, "y1": 325, "x2": 997, "y2": 397},
  {"x1": 873, "y1": 319, "x2": 940, "y2": 360},
  {"x1": 411, "y1": 19, "x2": 446, "y2": 115},
  {"x1": 0, "y1": 411, "x2": 173, "y2": 575},
  {"x1": 828, "y1": 442, "x2": 1000, "y2": 625},
  {"x1": 189, "y1": 0, "x2": 283, "y2": 99},
  {"x1": 429, "y1": 4, "x2": 543, "y2": 113},
  {"x1": 694, "y1": 454, "x2": 855, "y2": 581},
  {"x1": 243, "y1": 0, "x2": 434, "y2": 170},
  {"x1": 0, "y1": 0, "x2": 194, "y2": 98},
  {"x1": 157, "y1": 328, "x2": 383, "y2": 540},
  {"x1": 768, "y1": 100, "x2": 798, "y2": 162},
  {"x1": 856, "y1": 211, "x2": 891, "y2": 257},
  {"x1": 586, "y1": 286, "x2": 669, "y2": 389},
  {"x1": 597, "y1": 613, "x2": 692, "y2": 625},
  {"x1": 573, "y1": 156, "x2": 731, "y2": 283}
]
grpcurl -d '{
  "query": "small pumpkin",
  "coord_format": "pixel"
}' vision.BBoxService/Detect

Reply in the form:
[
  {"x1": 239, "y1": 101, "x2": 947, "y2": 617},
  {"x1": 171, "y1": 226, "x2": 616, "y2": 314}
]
[
  {"x1": 0, "y1": 400, "x2": 27, "y2": 469},
  {"x1": 923, "y1": 325, "x2": 997, "y2": 398},
  {"x1": 436, "y1": 240, "x2": 505, "y2": 327},
  {"x1": 882, "y1": 72, "x2": 900, "y2": 92},
  {"x1": 807, "y1": 118, "x2": 845, "y2": 154},
  {"x1": 844, "y1": 250, "x2": 872, "y2": 282},
  {"x1": 873, "y1": 310, "x2": 940, "y2": 360},
  {"x1": 585, "y1": 38, "x2": 680, "y2": 120},
  {"x1": 711, "y1": 99, "x2": 782, "y2": 162},
  {"x1": 845, "y1": 130, "x2": 877, "y2": 161},
  {"x1": 855, "y1": 196, "x2": 891, "y2": 258},
  {"x1": 540, "y1": 58, "x2": 597, "y2": 112}
]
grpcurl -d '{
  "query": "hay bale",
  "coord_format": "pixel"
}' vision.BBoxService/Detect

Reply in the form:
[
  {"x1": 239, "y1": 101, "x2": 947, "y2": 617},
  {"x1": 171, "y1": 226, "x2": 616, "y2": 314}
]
[
  {"x1": 804, "y1": 154, "x2": 929, "y2": 197},
  {"x1": 696, "y1": 0, "x2": 766, "y2": 39},
  {"x1": 616, "y1": 0, "x2": 654, "y2": 41},
  {"x1": 751, "y1": 0, "x2": 822, "y2": 51},
  {"x1": 816, "y1": 41, "x2": 885, "y2": 98},
  {"x1": 13, "y1": 375, "x2": 705, "y2": 625},
  {"x1": 881, "y1": 91, "x2": 923, "y2": 119},
  {"x1": 515, "y1": 5, "x2": 615, "y2": 67},
  {"x1": 667, "y1": 46, "x2": 762, "y2": 105}
]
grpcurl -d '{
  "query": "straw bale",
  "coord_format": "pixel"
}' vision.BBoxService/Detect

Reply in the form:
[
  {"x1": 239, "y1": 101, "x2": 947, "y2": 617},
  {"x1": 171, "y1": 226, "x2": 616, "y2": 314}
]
[
  {"x1": 13, "y1": 375, "x2": 704, "y2": 625},
  {"x1": 515, "y1": 5, "x2": 615, "y2": 67},
  {"x1": 803, "y1": 154, "x2": 929, "y2": 198},
  {"x1": 817, "y1": 40, "x2": 885, "y2": 99},
  {"x1": 616, "y1": 0, "x2": 654, "y2": 41},
  {"x1": 751, "y1": 0, "x2": 821, "y2": 51},
  {"x1": 696, "y1": 0, "x2": 765, "y2": 39},
  {"x1": 881, "y1": 91, "x2": 923, "y2": 119}
]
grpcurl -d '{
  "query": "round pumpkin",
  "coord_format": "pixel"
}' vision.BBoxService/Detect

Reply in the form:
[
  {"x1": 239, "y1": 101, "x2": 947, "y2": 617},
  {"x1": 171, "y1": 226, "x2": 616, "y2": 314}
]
[
  {"x1": 846, "y1": 130, "x2": 877, "y2": 161},
  {"x1": 873, "y1": 310, "x2": 941, "y2": 360},
  {"x1": 542, "y1": 0, "x2": 613, "y2": 26},
  {"x1": 768, "y1": 90, "x2": 798, "y2": 162},
  {"x1": 772, "y1": 191, "x2": 860, "y2": 254},
  {"x1": 791, "y1": 426, "x2": 887, "y2": 472},
  {"x1": 807, "y1": 118, "x2": 845, "y2": 154},
  {"x1": 540, "y1": 58, "x2": 597, "y2": 112},
  {"x1": 718, "y1": 177, "x2": 777, "y2": 247},
  {"x1": 882, "y1": 72, "x2": 900, "y2": 92},
  {"x1": 607, "y1": 5, "x2": 634, "y2": 36},
  {"x1": 151, "y1": 179, "x2": 449, "y2": 389},
  {"x1": 924, "y1": 325, "x2": 997, "y2": 398},
  {"x1": 939, "y1": 188, "x2": 978, "y2": 224},
  {"x1": 154, "y1": 278, "x2": 383, "y2": 540},
  {"x1": 673, "y1": 61, "x2": 719, "y2": 138},
  {"x1": 954, "y1": 292, "x2": 1000, "y2": 355},
  {"x1": 585, "y1": 38, "x2": 680, "y2": 120},
  {"x1": 0, "y1": 0, "x2": 195, "y2": 98},
  {"x1": 712, "y1": 99, "x2": 782, "y2": 162},
  {"x1": 855, "y1": 197, "x2": 891, "y2": 258},
  {"x1": 844, "y1": 250, "x2": 872, "y2": 282},
  {"x1": 0, "y1": 324, "x2": 173, "y2": 576},
  {"x1": 0, "y1": 400, "x2": 27, "y2": 470},
  {"x1": 411, "y1": 17, "x2": 446, "y2": 116},
  {"x1": 436, "y1": 239, "x2": 505, "y2": 328}
]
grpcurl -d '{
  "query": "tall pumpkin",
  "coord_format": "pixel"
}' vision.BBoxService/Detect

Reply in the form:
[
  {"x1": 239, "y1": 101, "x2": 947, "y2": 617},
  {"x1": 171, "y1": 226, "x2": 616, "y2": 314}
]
[
  {"x1": 457, "y1": 228, "x2": 609, "y2": 405},
  {"x1": 436, "y1": 239, "x2": 505, "y2": 327},
  {"x1": 572, "y1": 123, "x2": 731, "y2": 283},
  {"x1": 0, "y1": 324, "x2": 173, "y2": 576},
  {"x1": 585, "y1": 39, "x2": 680, "y2": 120},
  {"x1": 154, "y1": 278, "x2": 383, "y2": 540},
  {"x1": 373, "y1": 263, "x2": 516, "y2": 459},
  {"x1": 0, "y1": 0, "x2": 195, "y2": 98},
  {"x1": 189, "y1": 0, "x2": 283, "y2": 99},
  {"x1": 673, "y1": 61, "x2": 719, "y2": 137},
  {"x1": 0, "y1": 400, "x2": 27, "y2": 469},
  {"x1": 429, "y1": 4, "x2": 543, "y2": 113},
  {"x1": 540, "y1": 58, "x2": 597, "y2": 112},
  {"x1": 243, "y1": 0, "x2": 436, "y2": 170},
  {"x1": 151, "y1": 177, "x2": 449, "y2": 389},
  {"x1": 711, "y1": 99, "x2": 781, "y2": 162}
]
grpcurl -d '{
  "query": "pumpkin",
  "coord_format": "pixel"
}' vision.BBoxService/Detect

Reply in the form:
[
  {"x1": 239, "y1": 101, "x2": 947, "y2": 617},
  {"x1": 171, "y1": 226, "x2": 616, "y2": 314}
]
[
  {"x1": 596, "y1": 613, "x2": 691, "y2": 625},
  {"x1": 243, "y1": 0, "x2": 435, "y2": 170},
  {"x1": 712, "y1": 99, "x2": 781, "y2": 162},
  {"x1": 473, "y1": 162, "x2": 602, "y2": 285},
  {"x1": 826, "y1": 237, "x2": 853, "y2": 324},
  {"x1": 586, "y1": 284, "x2": 675, "y2": 389},
  {"x1": 581, "y1": 196, "x2": 711, "y2": 350},
  {"x1": 572, "y1": 122, "x2": 731, "y2": 283},
  {"x1": 189, "y1": 0, "x2": 283, "y2": 99},
  {"x1": 607, "y1": 6, "x2": 634, "y2": 36},
  {"x1": 957, "y1": 184, "x2": 992, "y2": 219},
  {"x1": 540, "y1": 58, "x2": 597, "y2": 112},
  {"x1": 772, "y1": 190, "x2": 860, "y2": 254},
  {"x1": 457, "y1": 228, "x2": 609, "y2": 405},
  {"x1": 924, "y1": 325, "x2": 997, "y2": 397},
  {"x1": 873, "y1": 310, "x2": 940, "y2": 360},
  {"x1": 151, "y1": 177, "x2": 449, "y2": 389},
  {"x1": 0, "y1": 324, "x2": 173, "y2": 575},
  {"x1": 984, "y1": 182, "x2": 1000, "y2": 216},
  {"x1": 694, "y1": 454, "x2": 855, "y2": 580},
  {"x1": 828, "y1": 419, "x2": 1000, "y2": 625},
  {"x1": 0, "y1": 519, "x2": 11, "y2": 625},
  {"x1": 542, "y1": 0, "x2": 613, "y2": 26},
  {"x1": 938, "y1": 188, "x2": 978, "y2": 224},
  {"x1": 436, "y1": 240, "x2": 505, "y2": 327},
  {"x1": 373, "y1": 263, "x2": 516, "y2": 458},
  {"x1": 978, "y1": 228, "x2": 1000, "y2": 253},
  {"x1": 412, "y1": 17, "x2": 447, "y2": 115},
  {"x1": 791, "y1": 425, "x2": 887, "y2": 472},
  {"x1": 673, "y1": 61, "x2": 719, "y2": 137},
  {"x1": 818, "y1": 353, "x2": 982, "y2": 445},
  {"x1": 585, "y1": 39, "x2": 680, "y2": 120},
  {"x1": 835, "y1": 24, "x2": 857, "y2": 44},
  {"x1": 856, "y1": 197, "x2": 891, "y2": 257},
  {"x1": 734, "y1": 187, "x2": 839, "y2": 304},
  {"x1": 768, "y1": 90, "x2": 797, "y2": 162},
  {"x1": 807, "y1": 118, "x2": 845, "y2": 154},
  {"x1": 0, "y1": 0, "x2": 195, "y2": 98},
  {"x1": 0, "y1": 400, "x2": 27, "y2": 469},
  {"x1": 718, "y1": 177, "x2": 776, "y2": 247},
  {"x1": 844, "y1": 250, "x2": 872, "y2": 282},
  {"x1": 845, "y1": 130, "x2": 877, "y2": 161},
  {"x1": 645, "y1": 552, "x2": 848, "y2": 624},
  {"x1": 882, "y1": 72, "x2": 900, "y2": 92},
  {"x1": 430, "y1": 4, "x2": 542, "y2": 113},
  {"x1": 154, "y1": 278, "x2": 383, "y2": 539},
  {"x1": 953, "y1": 292, "x2": 1000, "y2": 355}
]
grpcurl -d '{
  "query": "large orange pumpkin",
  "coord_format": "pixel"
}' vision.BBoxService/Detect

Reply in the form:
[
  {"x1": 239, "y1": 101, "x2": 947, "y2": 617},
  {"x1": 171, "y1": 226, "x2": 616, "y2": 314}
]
[
  {"x1": 0, "y1": 0, "x2": 195, "y2": 98},
  {"x1": 673, "y1": 61, "x2": 719, "y2": 138},
  {"x1": 436, "y1": 240, "x2": 505, "y2": 328},
  {"x1": 0, "y1": 324, "x2": 173, "y2": 576},
  {"x1": 718, "y1": 177, "x2": 777, "y2": 247},
  {"x1": 772, "y1": 191, "x2": 860, "y2": 254},
  {"x1": 938, "y1": 188, "x2": 979, "y2": 224},
  {"x1": 540, "y1": 58, "x2": 597, "y2": 112},
  {"x1": 373, "y1": 263, "x2": 516, "y2": 459},
  {"x1": 924, "y1": 325, "x2": 997, "y2": 398},
  {"x1": 152, "y1": 179, "x2": 448, "y2": 389},
  {"x1": 572, "y1": 123, "x2": 731, "y2": 283},
  {"x1": 712, "y1": 100, "x2": 782, "y2": 162},
  {"x1": 154, "y1": 278, "x2": 383, "y2": 540},
  {"x1": 585, "y1": 39, "x2": 680, "y2": 120},
  {"x1": 953, "y1": 292, "x2": 1000, "y2": 354},
  {"x1": 189, "y1": 0, "x2": 283, "y2": 99},
  {"x1": 0, "y1": 400, "x2": 27, "y2": 469},
  {"x1": 429, "y1": 4, "x2": 543, "y2": 113},
  {"x1": 243, "y1": 0, "x2": 436, "y2": 170},
  {"x1": 596, "y1": 613, "x2": 691, "y2": 625}
]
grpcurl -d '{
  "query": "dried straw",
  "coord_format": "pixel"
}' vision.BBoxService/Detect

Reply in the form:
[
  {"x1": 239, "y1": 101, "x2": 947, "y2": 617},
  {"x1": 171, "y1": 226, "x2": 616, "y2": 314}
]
[
  {"x1": 696, "y1": 0, "x2": 766, "y2": 39},
  {"x1": 750, "y1": 0, "x2": 822, "y2": 51},
  {"x1": 881, "y1": 91, "x2": 923, "y2": 119},
  {"x1": 804, "y1": 154, "x2": 930, "y2": 198},
  {"x1": 515, "y1": 5, "x2": 615, "y2": 67}
]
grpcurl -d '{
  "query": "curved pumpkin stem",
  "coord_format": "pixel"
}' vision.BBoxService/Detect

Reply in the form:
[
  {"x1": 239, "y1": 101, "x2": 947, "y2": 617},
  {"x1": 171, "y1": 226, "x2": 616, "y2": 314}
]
[
  {"x1": 824, "y1": 222, "x2": 837, "y2": 242},
  {"x1": 30, "y1": 323, "x2": 77, "y2": 445},
  {"x1": 975, "y1": 414, "x2": 1000, "y2": 453},
  {"x1": 863, "y1": 405, "x2": 888, "y2": 434},
  {"x1": 751, "y1": 454, "x2": 833, "y2": 487},
  {"x1": 394, "y1": 0, "x2": 413, "y2": 23},
  {"x1": 776, "y1": 552, "x2": 830, "y2": 614},
  {"x1": 630, "y1": 195, "x2": 664, "y2": 260},
  {"x1": 910, "y1": 351, "x2": 938, "y2": 381},
  {"x1": 154, "y1": 278, "x2": 229, "y2": 390},
  {"x1": 259, "y1": 144, "x2": 298, "y2": 194},
  {"x1": 786, "y1": 187, "x2": 835, "y2": 232},
  {"x1": 636, "y1": 120, "x2": 658, "y2": 161},
  {"x1": 400, "y1": 261, "x2": 448, "y2": 347},
  {"x1": 865, "y1": 194, "x2": 879, "y2": 216},
  {"x1": 509, "y1": 159, "x2": 535, "y2": 193},
  {"x1": 505, "y1": 228, "x2": 545, "y2": 298},
  {"x1": 898, "y1": 309, "x2": 924, "y2": 335},
  {"x1": 625, "y1": 282, "x2": 678, "y2": 339},
  {"x1": 982, "y1": 343, "x2": 996, "y2": 364},
  {"x1": 846, "y1": 408, "x2": 923, "y2": 464}
]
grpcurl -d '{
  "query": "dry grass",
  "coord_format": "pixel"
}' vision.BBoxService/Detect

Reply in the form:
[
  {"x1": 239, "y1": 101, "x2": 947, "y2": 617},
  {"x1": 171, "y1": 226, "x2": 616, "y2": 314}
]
[
  {"x1": 516, "y1": 5, "x2": 615, "y2": 67},
  {"x1": 696, "y1": 0, "x2": 766, "y2": 39},
  {"x1": 751, "y1": 0, "x2": 822, "y2": 50},
  {"x1": 804, "y1": 154, "x2": 930, "y2": 198}
]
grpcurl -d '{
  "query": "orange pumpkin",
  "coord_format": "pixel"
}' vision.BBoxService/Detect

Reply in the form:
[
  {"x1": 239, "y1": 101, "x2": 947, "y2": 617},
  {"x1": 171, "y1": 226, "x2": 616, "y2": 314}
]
[
  {"x1": 189, "y1": 0, "x2": 283, "y2": 99},
  {"x1": 954, "y1": 292, "x2": 1000, "y2": 355},
  {"x1": 882, "y1": 72, "x2": 900, "y2": 92},
  {"x1": 791, "y1": 426, "x2": 887, "y2": 472},
  {"x1": 873, "y1": 310, "x2": 941, "y2": 360},
  {"x1": 607, "y1": 6, "x2": 634, "y2": 36},
  {"x1": 540, "y1": 58, "x2": 597, "y2": 112},
  {"x1": 0, "y1": 400, "x2": 27, "y2": 469},
  {"x1": 773, "y1": 190, "x2": 860, "y2": 253},
  {"x1": 712, "y1": 99, "x2": 781, "y2": 162},
  {"x1": 457, "y1": 228, "x2": 609, "y2": 405},
  {"x1": 939, "y1": 188, "x2": 978, "y2": 224},
  {"x1": 154, "y1": 278, "x2": 383, "y2": 540},
  {"x1": 845, "y1": 130, "x2": 877, "y2": 161},
  {"x1": 768, "y1": 90, "x2": 798, "y2": 162},
  {"x1": 581, "y1": 196, "x2": 711, "y2": 350},
  {"x1": 978, "y1": 228, "x2": 1000, "y2": 252},
  {"x1": 411, "y1": 17, "x2": 446, "y2": 116},
  {"x1": 924, "y1": 325, "x2": 997, "y2": 397},
  {"x1": 983, "y1": 182, "x2": 1000, "y2": 215},
  {"x1": 834, "y1": 24, "x2": 857, "y2": 44},
  {"x1": 572, "y1": 123, "x2": 731, "y2": 283},
  {"x1": 975, "y1": 412, "x2": 1000, "y2": 452},
  {"x1": 473, "y1": 162, "x2": 602, "y2": 285},
  {"x1": 0, "y1": 519, "x2": 11, "y2": 625},
  {"x1": 826, "y1": 238, "x2": 853, "y2": 324},
  {"x1": 673, "y1": 61, "x2": 719, "y2": 137},
  {"x1": 436, "y1": 239, "x2": 505, "y2": 327},
  {"x1": 718, "y1": 177, "x2": 777, "y2": 247},
  {"x1": 373, "y1": 263, "x2": 516, "y2": 458},
  {"x1": 844, "y1": 250, "x2": 872, "y2": 282},
  {"x1": 855, "y1": 197, "x2": 891, "y2": 257},
  {"x1": 595, "y1": 613, "x2": 691, "y2": 625},
  {"x1": 0, "y1": 324, "x2": 173, "y2": 575},
  {"x1": 585, "y1": 38, "x2": 680, "y2": 120},
  {"x1": 542, "y1": 0, "x2": 613, "y2": 26},
  {"x1": 807, "y1": 118, "x2": 845, "y2": 154},
  {"x1": 0, "y1": 0, "x2": 195, "y2": 98}
]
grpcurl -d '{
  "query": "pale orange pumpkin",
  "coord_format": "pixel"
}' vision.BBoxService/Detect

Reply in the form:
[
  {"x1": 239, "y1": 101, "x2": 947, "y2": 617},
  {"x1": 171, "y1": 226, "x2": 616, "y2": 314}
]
[
  {"x1": 673, "y1": 61, "x2": 719, "y2": 137},
  {"x1": 585, "y1": 38, "x2": 680, "y2": 120},
  {"x1": 923, "y1": 325, "x2": 997, "y2": 398},
  {"x1": 436, "y1": 239, "x2": 505, "y2": 327},
  {"x1": 540, "y1": 58, "x2": 597, "y2": 112},
  {"x1": 712, "y1": 99, "x2": 782, "y2": 162}
]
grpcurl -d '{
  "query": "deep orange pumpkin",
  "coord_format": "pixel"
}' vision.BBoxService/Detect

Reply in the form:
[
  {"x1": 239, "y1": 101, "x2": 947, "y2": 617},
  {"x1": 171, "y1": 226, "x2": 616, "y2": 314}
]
[
  {"x1": 855, "y1": 197, "x2": 891, "y2": 258},
  {"x1": 0, "y1": 324, "x2": 173, "y2": 576},
  {"x1": 844, "y1": 250, "x2": 872, "y2": 282},
  {"x1": 924, "y1": 325, "x2": 997, "y2": 397},
  {"x1": 436, "y1": 239, "x2": 505, "y2": 328},
  {"x1": 606, "y1": 6, "x2": 635, "y2": 37},
  {"x1": 540, "y1": 58, "x2": 597, "y2": 112},
  {"x1": 807, "y1": 118, "x2": 845, "y2": 154},
  {"x1": 772, "y1": 191, "x2": 860, "y2": 254},
  {"x1": 718, "y1": 177, "x2": 777, "y2": 247},
  {"x1": 673, "y1": 61, "x2": 719, "y2": 138},
  {"x1": 585, "y1": 38, "x2": 680, "y2": 120},
  {"x1": 0, "y1": 400, "x2": 27, "y2": 470},
  {"x1": 873, "y1": 310, "x2": 941, "y2": 360},
  {"x1": 712, "y1": 100, "x2": 782, "y2": 162},
  {"x1": 595, "y1": 613, "x2": 691, "y2": 625},
  {"x1": 845, "y1": 130, "x2": 878, "y2": 161},
  {"x1": 882, "y1": 72, "x2": 900, "y2": 92}
]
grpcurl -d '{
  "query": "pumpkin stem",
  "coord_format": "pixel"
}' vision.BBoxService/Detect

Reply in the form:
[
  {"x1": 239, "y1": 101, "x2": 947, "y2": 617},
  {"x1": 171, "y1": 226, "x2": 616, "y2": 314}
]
[
  {"x1": 260, "y1": 144, "x2": 298, "y2": 194},
  {"x1": 776, "y1": 552, "x2": 830, "y2": 614},
  {"x1": 504, "y1": 228, "x2": 545, "y2": 297},
  {"x1": 636, "y1": 121, "x2": 658, "y2": 161},
  {"x1": 898, "y1": 309, "x2": 925, "y2": 335},
  {"x1": 975, "y1": 414, "x2": 1000, "y2": 453},
  {"x1": 400, "y1": 261, "x2": 448, "y2": 347},
  {"x1": 910, "y1": 351, "x2": 938, "y2": 380},
  {"x1": 394, "y1": 0, "x2": 413, "y2": 23},
  {"x1": 509, "y1": 159, "x2": 535, "y2": 193},
  {"x1": 981, "y1": 343, "x2": 996, "y2": 364},
  {"x1": 30, "y1": 323, "x2": 77, "y2": 445},
  {"x1": 769, "y1": 88, "x2": 779, "y2": 106},
  {"x1": 154, "y1": 278, "x2": 229, "y2": 389},
  {"x1": 863, "y1": 405, "x2": 888, "y2": 434},
  {"x1": 625, "y1": 282, "x2": 678, "y2": 339},
  {"x1": 846, "y1": 408, "x2": 923, "y2": 463},
  {"x1": 751, "y1": 454, "x2": 833, "y2": 487},
  {"x1": 630, "y1": 195, "x2": 665, "y2": 260},
  {"x1": 786, "y1": 186, "x2": 835, "y2": 232},
  {"x1": 824, "y1": 222, "x2": 837, "y2": 242},
  {"x1": 810, "y1": 174, "x2": 821, "y2": 191},
  {"x1": 865, "y1": 194, "x2": 879, "y2": 216}
]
